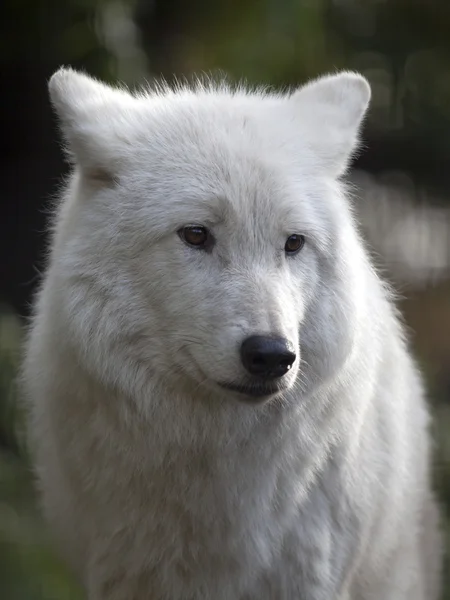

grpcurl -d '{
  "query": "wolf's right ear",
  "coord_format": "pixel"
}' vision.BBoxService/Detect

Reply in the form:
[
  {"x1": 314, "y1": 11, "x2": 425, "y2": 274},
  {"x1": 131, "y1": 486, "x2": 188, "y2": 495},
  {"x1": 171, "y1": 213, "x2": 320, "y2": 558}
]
[{"x1": 49, "y1": 68, "x2": 137, "y2": 180}]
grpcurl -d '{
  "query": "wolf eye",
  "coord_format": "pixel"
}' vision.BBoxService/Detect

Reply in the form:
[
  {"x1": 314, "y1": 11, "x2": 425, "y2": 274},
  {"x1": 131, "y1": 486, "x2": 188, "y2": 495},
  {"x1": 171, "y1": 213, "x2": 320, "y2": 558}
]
[
  {"x1": 179, "y1": 225, "x2": 210, "y2": 249},
  {"x1": 285, "y1": 234, "x2": 305, "y2": 255}
]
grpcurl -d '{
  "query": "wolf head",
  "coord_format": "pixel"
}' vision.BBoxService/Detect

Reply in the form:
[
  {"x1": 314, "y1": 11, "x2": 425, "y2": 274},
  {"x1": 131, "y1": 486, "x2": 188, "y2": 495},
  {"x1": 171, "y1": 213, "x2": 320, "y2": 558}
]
[{"x1": 46, "y1": 68, "x2": 371, "y2": 406}]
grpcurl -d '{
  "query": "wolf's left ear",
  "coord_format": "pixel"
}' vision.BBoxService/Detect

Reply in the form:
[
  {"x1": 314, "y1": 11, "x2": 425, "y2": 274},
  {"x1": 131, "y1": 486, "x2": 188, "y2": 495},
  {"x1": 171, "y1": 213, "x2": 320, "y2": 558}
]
[{"x1": 290, "y1": 72, "x2": 371, "y2": 177}]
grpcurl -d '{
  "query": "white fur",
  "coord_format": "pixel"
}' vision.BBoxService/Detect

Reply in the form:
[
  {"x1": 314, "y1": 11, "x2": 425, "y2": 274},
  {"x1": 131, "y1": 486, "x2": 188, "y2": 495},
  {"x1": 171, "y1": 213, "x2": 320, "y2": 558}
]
[{"x1": 22, "y1": 68, "x2": 442, "y2": 599}]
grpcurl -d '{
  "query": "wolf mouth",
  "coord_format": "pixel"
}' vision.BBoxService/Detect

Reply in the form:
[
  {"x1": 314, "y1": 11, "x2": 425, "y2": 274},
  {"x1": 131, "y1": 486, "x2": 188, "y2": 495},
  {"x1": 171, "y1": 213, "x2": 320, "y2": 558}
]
[{"x1": 217, "y1": 380, "x2": 287, "y2": 400}]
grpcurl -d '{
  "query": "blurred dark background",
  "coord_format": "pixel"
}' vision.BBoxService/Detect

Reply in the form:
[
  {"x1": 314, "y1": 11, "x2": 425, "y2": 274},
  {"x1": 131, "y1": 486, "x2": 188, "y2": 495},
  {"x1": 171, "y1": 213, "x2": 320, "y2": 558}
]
[{"x1": 1, "y1": 0, "x2": 450, "y2": 597}]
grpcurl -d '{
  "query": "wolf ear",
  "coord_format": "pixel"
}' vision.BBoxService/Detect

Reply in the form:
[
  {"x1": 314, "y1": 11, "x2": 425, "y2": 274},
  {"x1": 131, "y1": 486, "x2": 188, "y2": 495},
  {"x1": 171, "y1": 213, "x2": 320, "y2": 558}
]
[
  {"x1": 290, "y1": 72, "x2": 371, "y2": 177},
  {"x1": 49, "y1": 67, "x2": 136, "y2": 181}
]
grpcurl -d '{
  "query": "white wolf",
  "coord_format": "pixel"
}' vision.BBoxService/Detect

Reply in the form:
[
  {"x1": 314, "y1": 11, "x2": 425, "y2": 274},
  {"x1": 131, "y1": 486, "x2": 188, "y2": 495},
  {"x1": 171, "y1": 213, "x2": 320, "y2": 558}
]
[{"x1": 22, "y1": 68, "x2": 442, "y2": 599}]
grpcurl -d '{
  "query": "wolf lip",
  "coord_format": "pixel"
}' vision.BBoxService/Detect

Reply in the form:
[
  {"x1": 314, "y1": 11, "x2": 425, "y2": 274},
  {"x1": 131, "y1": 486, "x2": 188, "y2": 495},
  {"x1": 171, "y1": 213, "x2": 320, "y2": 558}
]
[{"x1": 217, "y1": 381, "x2": 286, "y2": 400}]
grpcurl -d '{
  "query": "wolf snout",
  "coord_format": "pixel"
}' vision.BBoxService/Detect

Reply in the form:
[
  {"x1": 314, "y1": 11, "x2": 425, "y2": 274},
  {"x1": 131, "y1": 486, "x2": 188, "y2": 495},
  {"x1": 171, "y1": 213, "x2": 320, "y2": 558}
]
[{"x1": 240, "y1": 335, "x2": 296, "y2": 380}]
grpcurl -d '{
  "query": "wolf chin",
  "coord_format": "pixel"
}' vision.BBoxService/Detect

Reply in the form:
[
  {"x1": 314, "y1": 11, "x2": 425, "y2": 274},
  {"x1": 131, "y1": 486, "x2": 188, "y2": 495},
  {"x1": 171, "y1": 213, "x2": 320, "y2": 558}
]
[{"x1": 22, "y1": 67, "x2": 442, "y2": 599}]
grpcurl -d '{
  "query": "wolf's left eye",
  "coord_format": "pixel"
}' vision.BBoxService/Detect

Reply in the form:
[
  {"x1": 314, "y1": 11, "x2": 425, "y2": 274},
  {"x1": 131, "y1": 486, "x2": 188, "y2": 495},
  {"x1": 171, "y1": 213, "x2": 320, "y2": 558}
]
[
  {"x1": 285, "y1": 234, "x2": 305, "y2": 255},
  {"x1": 178, "y1": 225, "x2": 211, "y2": 249}
]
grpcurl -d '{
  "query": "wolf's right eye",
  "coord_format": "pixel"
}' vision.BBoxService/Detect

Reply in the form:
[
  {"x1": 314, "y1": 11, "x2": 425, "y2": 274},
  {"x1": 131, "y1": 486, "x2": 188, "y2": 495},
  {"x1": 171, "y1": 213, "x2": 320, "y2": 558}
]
[
  {"x1": 178, "y1": 225, "x2": 211, "y2": 249},
  {"x1": 284, "y1": 234, "x2": 305, "y2": 255}
]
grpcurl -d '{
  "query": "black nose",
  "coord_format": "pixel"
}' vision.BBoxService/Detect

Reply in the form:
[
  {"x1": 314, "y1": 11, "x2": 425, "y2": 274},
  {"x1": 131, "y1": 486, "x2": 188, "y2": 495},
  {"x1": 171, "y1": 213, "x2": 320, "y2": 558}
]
[{"x1": 240, "y1": 335, "x2": 296, "y2": 379}]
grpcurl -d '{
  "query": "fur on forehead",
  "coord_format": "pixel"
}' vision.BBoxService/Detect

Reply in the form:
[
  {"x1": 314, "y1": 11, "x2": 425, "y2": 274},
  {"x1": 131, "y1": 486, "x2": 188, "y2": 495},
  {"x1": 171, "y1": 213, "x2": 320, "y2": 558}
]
[
  {"x1": 49, "y1": 68, "x2": 370, "y2": 181},
  {"x1": 116, "y1": 160, "x2": 336, "y2": 255}
]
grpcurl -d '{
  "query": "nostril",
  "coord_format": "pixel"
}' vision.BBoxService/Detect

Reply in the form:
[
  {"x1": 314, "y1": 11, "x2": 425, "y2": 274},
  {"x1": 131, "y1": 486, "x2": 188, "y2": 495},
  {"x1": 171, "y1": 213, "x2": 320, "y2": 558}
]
[
  {"x1": 279, "y1": 357, "x2": 293, "y2": 369},
  {"x1": 240, "y1": 335, "x2": 296, "y2": 379}
]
